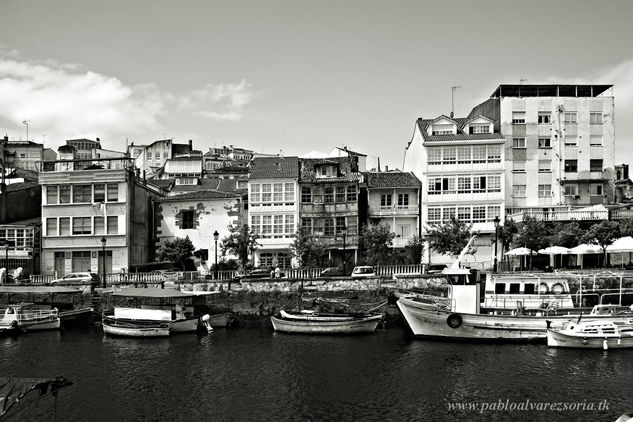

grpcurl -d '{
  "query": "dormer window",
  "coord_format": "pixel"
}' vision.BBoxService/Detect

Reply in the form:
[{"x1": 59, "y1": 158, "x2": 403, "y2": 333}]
[
  {"x1": 469, "y1": 124, "x2": 490, "y2": 134},
  {"x1": 316, "y1": 164, "x2": 338, "y2": 178},
  {"x1": 432, "y1": 124, "x2": 454, "y2": 135}
]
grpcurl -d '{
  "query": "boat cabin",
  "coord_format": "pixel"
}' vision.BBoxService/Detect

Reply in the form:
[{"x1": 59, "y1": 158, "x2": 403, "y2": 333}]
[{"x1": 482, "y1": 275, "x2": 574, "y2": 311}]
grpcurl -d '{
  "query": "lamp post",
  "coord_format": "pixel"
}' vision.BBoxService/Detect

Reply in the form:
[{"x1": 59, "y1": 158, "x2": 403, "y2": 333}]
[
  {"x1": 213, "y1": 230, "x2": 219, "y2": 280},
  {"x1": 493, "y1": 216, "x2": 500, "y2": 273},
  {"x1": 101, "y1": 237, "x2": 107, "y2": 288},
  {"x1": 341, "y1": 224, "x2": 347, "y2": 275}
]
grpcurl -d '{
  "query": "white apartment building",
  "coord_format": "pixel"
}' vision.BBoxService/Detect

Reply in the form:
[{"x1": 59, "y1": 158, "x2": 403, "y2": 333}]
[
  {"x1": 469, "y1": 84, "x2": 615, "y2": 217},
  {"x1": 404, "y1": 114, "x2": 506, "y2": 267},
  {"x1": 248, "y1": 156, "x2": 299, "y2": 269}
]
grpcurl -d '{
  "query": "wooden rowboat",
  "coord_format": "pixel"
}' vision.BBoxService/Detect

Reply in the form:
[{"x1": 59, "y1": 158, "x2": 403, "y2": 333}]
[{"x1": 271, "y1": 314, "x2": 383, "y2": 334}]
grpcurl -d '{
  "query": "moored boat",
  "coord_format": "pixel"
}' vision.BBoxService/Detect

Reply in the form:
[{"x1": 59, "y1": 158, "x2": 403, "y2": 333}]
[
  {"x1": 271, "y1": 313, "x2": 384, "y2": 334},
  {"x1": 0, "y1": 303, "x2": 60, "y2": 331},
  {"x1": 279, "y1": 309, "x2": 358, "y2": 322},
  {"x1": 102, "y1": 312, "x2": 171, "y2": 337},
  {"x1": 546, "y1": 319, "x2": 633, "y2": 349}
]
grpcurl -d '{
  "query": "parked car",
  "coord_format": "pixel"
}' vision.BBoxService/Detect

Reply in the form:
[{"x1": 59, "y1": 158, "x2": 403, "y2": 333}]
[
  {"x1": 235, "y1": 268, "x2": 286, "y2": 280},
  {"x1": 320, "y1": 267, "x2": 345, "y2": 277},
  {"x1": 51, "y1": 272, "x2": 100, "y2": 285},
  {"x1": 426, "y1": 264, "x2": 447, "y2": 275},
  {"x1": 351, "y1": 266, "x2": 376, "y2": 278}
]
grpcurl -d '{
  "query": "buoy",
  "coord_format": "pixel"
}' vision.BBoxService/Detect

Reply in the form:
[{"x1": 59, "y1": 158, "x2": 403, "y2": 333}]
[
  {"x1": 201, "y1": 314, "x2": 213, "y2": 334},
  {"x1": 603, "y1": 339, "x2": 608, "y2": 350},
  {"x1": 618, "y1": 337, "x2": 621, "y2": 346}
]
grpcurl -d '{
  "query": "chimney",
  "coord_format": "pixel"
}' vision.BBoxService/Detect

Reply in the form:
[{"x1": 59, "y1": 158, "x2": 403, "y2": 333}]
[
  {"x1": 450, "y1": 111, "x2": 454, "y2": 118},
  {"x1": 385, "y1": 165, "x2": 389, "y2": 172},
  {"x1": 188, "y1": 139, "x2": 193, "y2": 150}
]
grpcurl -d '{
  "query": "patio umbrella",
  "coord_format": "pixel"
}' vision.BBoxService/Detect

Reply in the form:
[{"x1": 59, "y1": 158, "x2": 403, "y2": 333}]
[
  {"x1": 504, "y1": 247, "x2": 537, "y2": 271},
  {"x1": 606, "y1": 236, "x2": 633, "y2": 267},
  {"x1": 569, "y1": 243, "x2": 603, "y2": 269},
  {"x1": 538, "y1": 246, "x2": 571, "y2": 268}
]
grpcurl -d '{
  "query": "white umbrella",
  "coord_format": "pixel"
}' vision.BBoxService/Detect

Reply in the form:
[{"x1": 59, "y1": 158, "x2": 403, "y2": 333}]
[
  {"x1": 569, "y1": 244, "x2": 602, "y2": 254},
  {"x1": 538, "y1": 246, "x2": 571, "y2": 255},
  {"x1": 505, "y1": 247, "x2": 536, "y2": 256},
  {"x1": 606, "y1": 236, "x2": 633, "y2": 253}
]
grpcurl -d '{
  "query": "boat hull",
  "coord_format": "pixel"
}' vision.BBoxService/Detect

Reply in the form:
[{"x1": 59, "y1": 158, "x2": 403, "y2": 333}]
[
  {"x1": 102, "y1": 321, "x2": 170, "y2": 337},
  {"x1": 279, "y1": 310, "x2": 357, "y2": 322},
  {"x1": 396, "y1": 297, "x2": 632, "y2": 341},
  {"x1": 206, "y1": 313, "x2": 232, "y2": 328},
  {"x1": 169, "y1": 317, "x2": 199, "y2": 333},
  {"x1": 20, "y1": 318, "x2": 61, "y2": 332},
  {"x1": 547, "y1": 329, "x2": 633, "y2": 349},
  {"x1": 271, "y1": 314, "x2": 383, "y2": 334}
]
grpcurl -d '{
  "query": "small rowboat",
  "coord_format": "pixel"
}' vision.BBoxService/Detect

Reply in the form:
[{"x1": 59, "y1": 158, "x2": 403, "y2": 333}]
[
  {"x1": 102, "y1": 315, "x2": 170, "y2": 337},
  {"x1": 279, "y1": 310, "x2": 358, "y2": 322},
  {"x1": 546, "y1": 319, "x2": 633, "y2": 349},
  {"x1": 271, "y1": 313, "x2": 384, "y2": 334}
]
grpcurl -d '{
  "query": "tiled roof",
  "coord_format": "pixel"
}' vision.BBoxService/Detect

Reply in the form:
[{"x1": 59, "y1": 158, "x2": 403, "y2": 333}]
[
  {"x1": 5, "y1": 181, "x2": 39, "y2": 192},
  {"x1": 366, "y1": 171, "x2": 421, "y2": 188},
  {"x1": 417, "y1": 118, "x2": 505, "y2": 142},
  {"x1": 156, "y1": 190, "x2": 240, "y2": 202},
  {"x1": 250, "y1": 156, "x2": 299, "y2": 179},
  {"x1": 171, "y1": 178, "x2": 239, "y2": 193}
]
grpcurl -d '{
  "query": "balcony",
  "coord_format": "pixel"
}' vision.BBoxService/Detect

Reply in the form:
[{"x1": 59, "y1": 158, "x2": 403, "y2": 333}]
[
  {"x1": 509, "y1": 209, "x2": 608, "y2": 223},
  {"x1": 38, "y1": 158, "x2": 135, "y2": 173},
  {"x1": 300, "y1": 202, "x2": 358, "y2": 214},
  {"x1": 368, "y1": 205, "x2": 419, "y2": 216}
]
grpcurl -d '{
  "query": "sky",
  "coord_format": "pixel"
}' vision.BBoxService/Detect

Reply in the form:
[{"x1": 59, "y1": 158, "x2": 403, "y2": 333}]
[{"x1": 1, "y1": 0, "x2": 633, "y2": 170}]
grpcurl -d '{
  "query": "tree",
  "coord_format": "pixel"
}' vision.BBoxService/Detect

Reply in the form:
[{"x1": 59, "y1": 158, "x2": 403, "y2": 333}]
[
  {"x1": 404, "y1": 235, "x2": 424, "y2": 264},
  {"x1": 291, "y1": 228, "x2": 329, "y2": 267},
  {"x1": 582, "y1": 220, "x2": 622, "y2": 267},
  {"x1": 156, "y1": 236, "x2": 196, "y2": 270},
  {"x1": 619, "y1": 217, "x2": 633, "y2": 237},
  {"x1": 220, "y1": 224, "x2": 260, "y2": 270},
  {"x1": 426, "y1": 217, "x2": 476, "y2": 257},
  {"x1": 497, "y1": 218, "x2": 518, "y2": 254},
  {"x1": 512, "y1": 216, "x2": 551, "y2": 269},
  {"x1": 360, "y1": 223, "x2": 396, "y2": 265},
  {"x1": 549, "y1": 221, "x2": 581, "y2": 248}
]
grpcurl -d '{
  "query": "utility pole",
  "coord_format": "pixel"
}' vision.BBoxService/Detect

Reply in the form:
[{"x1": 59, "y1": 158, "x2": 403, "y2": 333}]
[{"x1": 22, "y1": 120, "x2": 29, "y2": 142}]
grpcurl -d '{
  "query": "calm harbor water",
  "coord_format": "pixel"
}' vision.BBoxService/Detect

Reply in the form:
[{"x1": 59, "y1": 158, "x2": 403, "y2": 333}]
[{"x1": 1, "y1": 321, "x2": 631, "y2": 422}]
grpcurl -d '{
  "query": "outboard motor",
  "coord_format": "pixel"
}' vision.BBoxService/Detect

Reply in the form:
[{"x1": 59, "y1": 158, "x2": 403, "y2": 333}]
[{"x1": 201, "y1": 314, "x2": 214, "y2": 334}]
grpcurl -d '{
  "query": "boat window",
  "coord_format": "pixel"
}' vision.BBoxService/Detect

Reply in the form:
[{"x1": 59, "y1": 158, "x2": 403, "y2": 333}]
[
  {"x1": 494, "y1": 284, "x2": 506, "y2": 294},
  {"x1": 524, "y1": 284, "x2": 536, "y2": 294},
  {"x1": 509, "y1": 283, "x2": 520, "y2": 294}
]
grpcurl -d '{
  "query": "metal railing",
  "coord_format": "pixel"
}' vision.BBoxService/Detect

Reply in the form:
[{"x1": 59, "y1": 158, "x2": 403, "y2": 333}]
[{"x1": 509, "y1": 209, "x2": 609, "y2": 223}]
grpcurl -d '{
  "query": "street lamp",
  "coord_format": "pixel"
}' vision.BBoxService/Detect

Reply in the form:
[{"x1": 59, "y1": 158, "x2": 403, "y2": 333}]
[
  {"x1": 213, "y1": 230, "x2": 219, "y2": 280},
  {"x1": 493, "y1": 216, "x2": 500, "y2": 273},
  {"x1": 101, "y1": 237, "x2": 107, "y2": 288},
  {"x1": 341, "y1": 224, "x2": 347, "y2": 275}
]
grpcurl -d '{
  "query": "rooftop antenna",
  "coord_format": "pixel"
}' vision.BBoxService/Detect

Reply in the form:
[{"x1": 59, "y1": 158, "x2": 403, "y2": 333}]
[
  {"x1": 22, "y1": 120, "x2": 30, "y2": 142},
  {"x1": 451, "y1": 86, "x2": 461, "y2": 118},
  {"x1": 519, "y1": 79, "x2": 528, "y2": 97}
]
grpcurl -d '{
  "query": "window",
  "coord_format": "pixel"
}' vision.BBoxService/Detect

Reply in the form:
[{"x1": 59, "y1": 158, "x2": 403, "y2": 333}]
[
  {"x1": 346, "y1": 185, "x2": 357, "y2": 202},
  {"x1": 432, "y1": 124, "x2": 454, "y2": 135},
  {"x1": 488, "y1": 206, "x2": 501, "y2": 221},
  {"x1": 564, "y1": 112, "x2": 577, "y2": 124},
  {"x1": 398, "y1": 193, "x2": 409, "y2": 207},
  {"x1": 273, "y1": 183, "x2": 283, "y2": 202},
  {"x1": 94, "y1": 217, "x2": 105, "y2": 235},
  {"x1": 512, "y1": 112, "x2": 526, "y2": 124},
  {"x1": 457, "y1": 177, "x2": 471, "y2": 194},
  {"x1": 60, "y1": 218, "x2": 70, "y2": 235},
  {"x1": 73, "y1": 185, "x2": 92, "y2": 203},
  {"x1": 182, "y1": 211, "x2": 194, "y2": 229},
  {"x1": 381, "y1": 194, "x2": 392, "y2": 207},
  {"x1": 301, "y1": 187, "x2": 312, "y2": 203},
  {"x1": 470, "y1": 124, "x2": 490, "y2": 134},
  {"x1": 590, "y1": 136, "x2": 603, "y2": 146},
  {"x1": 46, "y1": 187, "x2": 58, "y2": 205},
  {"x1": 488, "y1": 175, "x2": 501, "y2": 192},
  {"x1": 538, "y1": 184, "x2": 551, "y2": 198},
  {"x1": 274, "y1": 215, "x2": 283, "y2": 235},
  {"x1": 590, "y1": 159, "x2": 603, "y2": 172},
  {"x1": 284, "y1": 183, "x2": 294, "y2": 202},
  {"x1": 324, "y1": 186, "x2": 334, "y2": 203},
  {"x1": 427, "y1": 207, "x2": 441, "y2": 223},
  {"x1": 301, "y1": 218, "x2": 312, "y2": 234},
  {"x1": 146, "y1": 152, "x2": 152, "y2": 160},
  {"x1": 107, "y1": 216, "x2": 118, "y2": 234},
  {"x1": 335, "y1": 186, "x2": 346, "y2": 202},
  {"x1": 538, "y1": 160, "x2": 551, "y2": 173},
  {"x1": 251, "y1": 215, "x2": 261, "y2": 234},
  {"x1": 457, "y1": 146, "x2": 471, "y2": 164},
  {"x1": 487, "y1": 145, "x2": 501, "y2": 162},
  {"x1": 564, "y1": 136, "x2": 577, "y2": 146},
  {"x1": 513, "y1": 162, "x2": 526, "y2": 173},
  {"x1": 538, "y1": 112, "x2": 551, "y2": 124},
  {"x1": 261, "y1": 216, "x2": 272, "y2": 235},
  {"x1": 72, "y1": 217, "x2": 92, "y2": 235},
  {"x1": 473, "y1": 176, "x2": 486, "y2": 193},
  {"x1": 335, "y1": 217, "x2": 346, "y2": 234},
  {"x1": 285, "y1": 215, "x2": 294, "y2": 234},
  {"x1": 590, "y1": 112, "x2": 603, "y2": 125},
  {"x1": 565, "y1": 160, "x2": 578, "y2": 173},
  {"x1": 472, "y1": 146, "x2": 486, "y2": 163},
  {"x1": 250, "y1": 184, "x2": 260, "y2": 203},
  {"x1": 261, "y1": 184, "x2": 272, "y2": 203},
  {"x1": 60, "y1": 186, "x2": 70, "y2": 203},
  {"x1": 538, "y1": 138, "x2": 551, "y2": 148},
  {"x1": 46, "y1": 218, "x2": 57, "y2": 236},
  {"x1": 94, "y1": 184, "x2": 105, "y2": 203},
  {"x1": 443, "y1": 147, "x2": 456, "y2": 164},
  {"x1": 473, "y1": 206, "x2": 486, "y2": 223},
  {"x1": 442, "y1": 207, "x2": 456, "y2": 222},
  {"x1": 324, "y1": 218, "x2": 334, "y2": 236},
  {"x1": 591, "y1": 184, "x2": 603, "y2": 196},
  {"x1": 428, "y1": 148, "x2": 442, "y2": 165},
  {"x1": 512, "y1": 185, "x2": 526, "y2": 197},
  {"x1": 564, "y1": 185, "x2": 578, "y2": 196},
  {"x1": 457, "y1": 207, "x2": 471, "y2": 222},
  {"x1": 512, "y1": 138, "x2": 526, "y2": 148}
]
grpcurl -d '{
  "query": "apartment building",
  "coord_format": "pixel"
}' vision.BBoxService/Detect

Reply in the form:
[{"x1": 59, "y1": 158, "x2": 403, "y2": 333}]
[
  {"x1": 403, "y1": 114, "x2": 506, "y2": 266},
  {"x1": 366, "y1": 171, "x2": 421, "y2": 248},
  {"x1": 298, "y1": 157, "x2": 364, "y2": 265},
  {"x1": 39, "y1": 158, "x2": 162, "y2": 276},
  {"x1": 469, "y1": 84, "x2": 615, "y2": 217},
  {"x1": 248, "y1": 156, "x2": 299, "y2": 269}
]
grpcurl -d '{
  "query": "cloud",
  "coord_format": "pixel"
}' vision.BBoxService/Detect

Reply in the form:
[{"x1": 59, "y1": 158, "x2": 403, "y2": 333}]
[{"x1": 178, "y1": 79, "x2": 253, "y2": 121}]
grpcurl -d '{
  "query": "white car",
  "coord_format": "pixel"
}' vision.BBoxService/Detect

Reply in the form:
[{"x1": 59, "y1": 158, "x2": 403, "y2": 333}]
[
  {"x1": 351, "y1": 266, "x2": 376, "y2": 278},
  {"x1": 51, "y1": 272, "x2": 100, "y2": 285}
]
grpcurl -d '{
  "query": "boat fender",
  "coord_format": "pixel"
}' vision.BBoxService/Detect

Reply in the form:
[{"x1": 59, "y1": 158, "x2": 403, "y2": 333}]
[
  {"x1": 10, "y1": 320, "x2": 18, "y2": 329},
  {"x1": 551, "y1": 283, "x2": 564, "y2": 295},
  {"x1": 582, "y1": 338, "x2": 589, "y2": 345},
  {"x1": 539, "y1": 283, "x2": 549, "y2": 294},
  {"x1": 446, "y1": 313, "x2": 462, "y2": 329}
]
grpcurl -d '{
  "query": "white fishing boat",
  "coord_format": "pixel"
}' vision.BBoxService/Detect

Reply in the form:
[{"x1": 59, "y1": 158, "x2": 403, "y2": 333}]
[
  {"x1": 102, "y1": 309, "x2": 171, "y2": 337},
  {"x1": 271, "y1": 313, "x2": 383, "y2": 334},
  {"x1": 0, "y1": 303, "x2": 60, "y2": 331},
  {"x1": 547, "y1": 319, "x2": 633, "y2": 349},
  {"x1": 397, "y1": 237, "x2": 633, "y2": 341}
]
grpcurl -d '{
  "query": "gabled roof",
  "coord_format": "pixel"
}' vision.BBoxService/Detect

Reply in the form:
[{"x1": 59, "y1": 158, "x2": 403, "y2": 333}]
[
  {"x1": 461, "y1": 114, "x2": 494, "y2": 127},
  {"x1": 366, "y1": 171, "x2": 421, "y2": 189},
  {"x1": 429, "y1": 114, "x2": 460, "y2": 126},
  {"x1": 156, "y1": 190, "x2": 240, "y2": 202},
  {"x1": 250, "y1": 156, "x2": 299, "y2": 179},
  {"x1": 416, "y1": 118, "x2": 505, "y2": 142}
]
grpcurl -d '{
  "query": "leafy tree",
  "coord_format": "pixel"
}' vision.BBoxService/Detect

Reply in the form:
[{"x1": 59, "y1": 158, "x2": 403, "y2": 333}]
[
  {"x1": 512, "y1": 216, "x2": 550, "y2": 269},
  {"x1": 426, "y1": 217, "x2": 476, "y2": 257},
  {"x1": 549, "y1": 221, "x2": 581, "y2": 248},
  {"x1": 582, "y1": 220, "x2": 622, "y2": 267},
  {"x1": 618, "y1": 217, "x2": 633, "y2": 237},
  {"x1": 156, "y1": 236, "x2": 195, "y2": 270},
  {"x1": 404, "y1": 235, "x2": 424, "y2": 264},
  {"x1": 360, "y1": 223, "x2": 396, "y2": 265},
  {"x1": 220, "y1": 224, "x2": 260, "y2": 270},
  {"x1": 497, "y1": 218, "x2": 518, "y2": 253},
  {"x1": 291, "y1": 228, "x2": 329, "y2": 267}
]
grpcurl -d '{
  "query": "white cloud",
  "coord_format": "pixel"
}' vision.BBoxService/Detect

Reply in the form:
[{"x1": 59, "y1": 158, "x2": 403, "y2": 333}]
[{"x1": 178, "y1": 79, "x2": 253, "y2": 121}]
